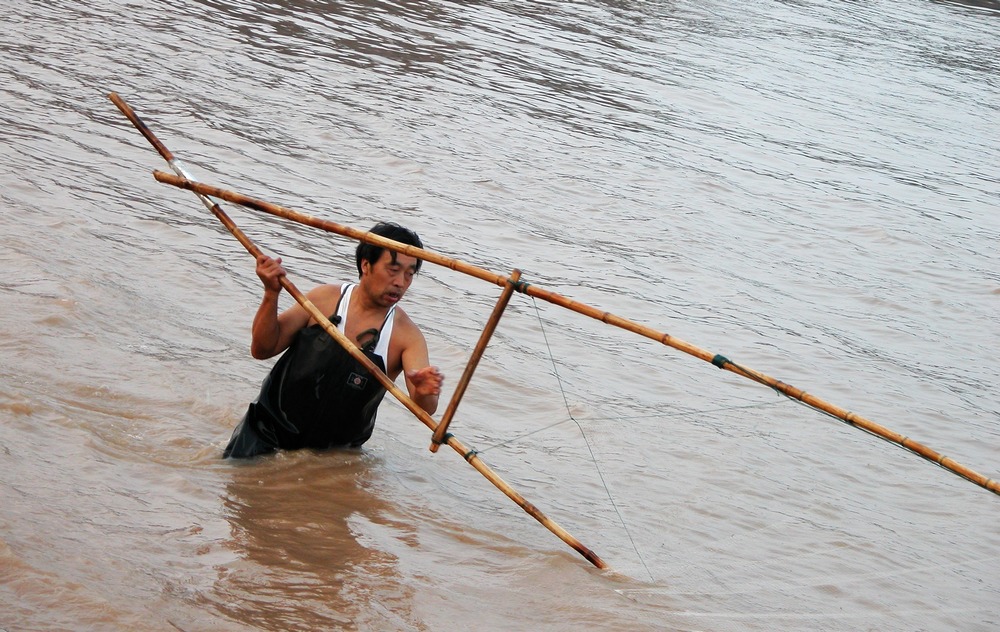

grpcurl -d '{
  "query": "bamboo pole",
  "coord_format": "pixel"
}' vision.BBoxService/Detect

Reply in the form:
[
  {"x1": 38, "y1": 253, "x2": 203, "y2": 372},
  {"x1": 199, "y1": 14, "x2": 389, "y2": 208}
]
[
  {"x1": 150, "y1": 172, "x2": 1000, "y2": 498},
  {"x1": 430, "y1": 269, "x2": 522, "y2": 452},
  {"x1": 109, "y1": 93, "x2": 607, "y2": 569}
]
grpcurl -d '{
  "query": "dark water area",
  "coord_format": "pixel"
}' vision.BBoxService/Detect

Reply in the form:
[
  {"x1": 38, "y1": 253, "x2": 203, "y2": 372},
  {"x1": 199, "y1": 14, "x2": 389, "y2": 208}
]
[{"x1": 1, "y1": 0, "x2": 998, "y2": 630}]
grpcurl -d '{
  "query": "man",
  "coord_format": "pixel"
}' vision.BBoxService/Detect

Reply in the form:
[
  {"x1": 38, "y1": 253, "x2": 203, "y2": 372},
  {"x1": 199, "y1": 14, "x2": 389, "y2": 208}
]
[{"x1": 224, "y1": 221, "x2": 444, "y2": 458}]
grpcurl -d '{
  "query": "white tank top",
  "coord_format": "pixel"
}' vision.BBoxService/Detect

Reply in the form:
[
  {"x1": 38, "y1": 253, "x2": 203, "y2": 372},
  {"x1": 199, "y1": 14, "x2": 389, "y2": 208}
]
[{"x1": 335, "y1": 283, "x2": 395, "y2": 365}]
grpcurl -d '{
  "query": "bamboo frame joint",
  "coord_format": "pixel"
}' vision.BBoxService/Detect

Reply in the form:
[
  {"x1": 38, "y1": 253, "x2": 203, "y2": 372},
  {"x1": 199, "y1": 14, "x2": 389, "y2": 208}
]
[
  {"x1": 432, "y1": 432, "x2": 453, "y2": 447},
  {"x1": 511, "y1": 278, "x2": 531, "y2": 293}
]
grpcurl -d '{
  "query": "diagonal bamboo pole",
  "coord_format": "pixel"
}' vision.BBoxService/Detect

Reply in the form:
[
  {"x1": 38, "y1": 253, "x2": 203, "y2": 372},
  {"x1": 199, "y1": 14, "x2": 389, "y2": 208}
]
[
  {"x1": 109, "y1": 92, "x2": 607, "y2": 569},
  {"x1": 430, "y1": 269, "x2": 521, "y2": 452},
  {"x1": 150, "y1": 171, "x2": 1000, "y2": 498}
]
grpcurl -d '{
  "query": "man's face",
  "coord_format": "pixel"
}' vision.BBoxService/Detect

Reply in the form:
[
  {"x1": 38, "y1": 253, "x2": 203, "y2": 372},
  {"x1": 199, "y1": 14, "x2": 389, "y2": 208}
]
[{"x1": 360, "y1": 250, "x2": 418, "y2": 307}]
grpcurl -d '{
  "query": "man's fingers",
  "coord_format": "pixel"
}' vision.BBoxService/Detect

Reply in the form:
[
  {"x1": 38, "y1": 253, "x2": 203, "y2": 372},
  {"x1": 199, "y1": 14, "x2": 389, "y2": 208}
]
[{"x1": 407, "y1": 367, "x2": 444, "y2": 387}]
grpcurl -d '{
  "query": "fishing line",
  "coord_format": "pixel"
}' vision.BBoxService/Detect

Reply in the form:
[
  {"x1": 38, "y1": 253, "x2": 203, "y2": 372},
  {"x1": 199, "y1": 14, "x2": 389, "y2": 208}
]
[
  {"x1": 475, "y1": 400, "x2": 785, "y2": 453},
  {"x1": 527, "y1": 296, "x2": 654, "y2": 581}
]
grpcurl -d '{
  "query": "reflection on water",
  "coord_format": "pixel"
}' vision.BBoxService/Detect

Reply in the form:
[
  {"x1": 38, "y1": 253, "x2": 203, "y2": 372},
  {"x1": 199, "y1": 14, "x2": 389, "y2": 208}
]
[{"x1": 206, "y1": 452, "x2": 414, "y2": 630}]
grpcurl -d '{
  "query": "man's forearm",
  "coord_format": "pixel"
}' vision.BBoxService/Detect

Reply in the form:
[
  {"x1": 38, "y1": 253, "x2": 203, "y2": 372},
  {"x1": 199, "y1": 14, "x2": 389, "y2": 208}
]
[
  {"x1": 414, "y1": 392, "x2": 439, "y2": 416},
  {"x1": 250, "y1": 290, "x2": 282, "y2": 359}
]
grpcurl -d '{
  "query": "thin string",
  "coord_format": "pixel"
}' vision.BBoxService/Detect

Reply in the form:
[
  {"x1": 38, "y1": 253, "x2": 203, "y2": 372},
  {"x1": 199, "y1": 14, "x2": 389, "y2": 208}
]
[
  {"x1": 476, "y1": 399, "x2": 785, "y2": 454},
  {"x1": 529, "y1": 296, "x2": 655, "y2": 582}
]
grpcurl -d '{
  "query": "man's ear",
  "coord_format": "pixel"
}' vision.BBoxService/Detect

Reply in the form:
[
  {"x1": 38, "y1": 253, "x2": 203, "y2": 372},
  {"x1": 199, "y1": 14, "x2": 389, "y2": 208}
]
[{"x1": 360, "y1": 258, "x2": 371, "y2": 277}]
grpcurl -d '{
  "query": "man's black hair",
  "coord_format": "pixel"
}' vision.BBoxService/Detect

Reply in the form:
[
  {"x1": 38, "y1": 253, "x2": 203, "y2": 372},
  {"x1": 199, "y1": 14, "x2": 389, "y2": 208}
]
[{"x1": 355, "y1": 221, "x2": 424, "y2": 277}]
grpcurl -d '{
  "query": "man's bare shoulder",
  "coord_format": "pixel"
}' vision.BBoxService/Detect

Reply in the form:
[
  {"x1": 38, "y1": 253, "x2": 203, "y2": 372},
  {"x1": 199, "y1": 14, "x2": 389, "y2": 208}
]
[
  {"x1": 391, "y1": 306, "x2": 427, "y2": 342},
  {"x1": 308, "y1": 282, "x2": 344, "y2": 297},
  {"x1": 392, "y1": 304, "x2": 418, "y2": 327},
  {"x1": 301, "y1": 283, "x2": 346, "y2": 319}
]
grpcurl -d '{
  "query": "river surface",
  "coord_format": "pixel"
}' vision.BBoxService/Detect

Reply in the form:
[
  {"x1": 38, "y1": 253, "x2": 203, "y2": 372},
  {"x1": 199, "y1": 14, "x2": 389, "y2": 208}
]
[{"x1": 2, "y1": 0, "x2": 999, "y2": 630}]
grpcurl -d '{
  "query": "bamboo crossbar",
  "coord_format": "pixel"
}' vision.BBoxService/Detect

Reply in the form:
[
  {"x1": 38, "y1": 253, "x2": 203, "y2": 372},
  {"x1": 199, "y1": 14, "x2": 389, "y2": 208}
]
[
  {"x1": 110, "y1": 92, "x2": 606, "y2": 569},
  {"x1": 430, "y1": 269, "x2": 522, "y2": 452},
  {"x1": 151, "y1": 170, "x2": 1000, "y2": 498}
]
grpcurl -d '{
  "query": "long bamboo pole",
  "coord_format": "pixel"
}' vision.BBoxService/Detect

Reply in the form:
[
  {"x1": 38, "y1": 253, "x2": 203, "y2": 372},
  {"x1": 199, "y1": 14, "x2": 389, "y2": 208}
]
[
  {"x1": 151, "y1": 171, "x2": 1000, "y2": 498},
  {"x1": 109, "y1": 93, "x2": 607, "y2": 569}
]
